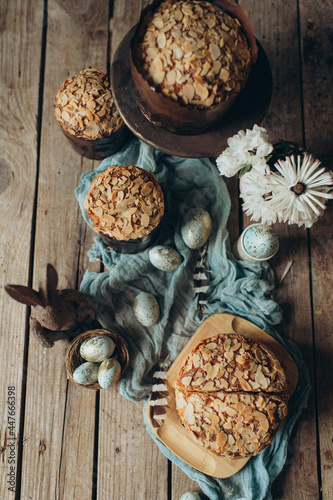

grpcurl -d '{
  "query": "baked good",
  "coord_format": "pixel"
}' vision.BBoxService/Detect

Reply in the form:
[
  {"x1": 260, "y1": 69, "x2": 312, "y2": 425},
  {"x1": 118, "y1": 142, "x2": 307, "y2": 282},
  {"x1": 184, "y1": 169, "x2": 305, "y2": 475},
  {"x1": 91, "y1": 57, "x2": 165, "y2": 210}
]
[
  {"x1": 55, "y1": 68, "x2": 129, "y2": 160},
  {"x1": 175, "y1": 389, "x2": 288, "y2": 458},
  {"x1": 84, "y1": 165, "x2": 164, "y2": 253},
  {"x1": 175, "y1": 333, "x2": 288, "y2": 458},
  {"x1": 175, "y1": 333, "x2": 287, "y2": 393},
  {"x1": 131, "y1": 0, "x2": 256, "y2": 133},
  {"x1": 134, "y1": 0, "x2": 251, "y2": 108}
]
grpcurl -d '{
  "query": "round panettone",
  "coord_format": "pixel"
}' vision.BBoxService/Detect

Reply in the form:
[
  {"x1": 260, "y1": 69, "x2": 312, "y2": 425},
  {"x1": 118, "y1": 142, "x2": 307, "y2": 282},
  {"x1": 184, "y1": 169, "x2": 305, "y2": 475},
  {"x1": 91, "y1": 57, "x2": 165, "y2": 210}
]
[
  {"x1": 84, "y1": 164, "x2": 165, "y2": 253},
  {"x1": 65, "y1": 329, "x2": 129, "y2": 390},
  {"x1": 55, "y1": 68, "x2": 129, "y2": 159},
  {"x1": 131, "y1": 0, "x2": 257, "y2": 134},
  {"x1": 174, "y1": 333, "x2": 289, "y2": 458}
]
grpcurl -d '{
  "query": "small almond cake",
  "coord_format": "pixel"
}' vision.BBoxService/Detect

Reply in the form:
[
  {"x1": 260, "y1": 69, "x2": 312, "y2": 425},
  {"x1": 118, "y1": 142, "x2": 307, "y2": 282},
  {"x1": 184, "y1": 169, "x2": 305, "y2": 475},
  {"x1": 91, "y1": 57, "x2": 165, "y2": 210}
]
[
  {"x1": 175, "y1": 389, "x2": 288, "y2": 458},
  {"x1": 55, "y1": 68, "x2": 123, "y2": 140},
  {"x1": 175, "y1": 334, "x2": 287, "y2": 393},
  {"x1": 55, "y1": 68, "x2": 128, "y2": 160},
  {"x1": 84, "y1": 165, "x2": 164, "y2": 253},
  {"x1": 175, "y1": 333, "x2": 289, "y2": 458},
  {"x1": 133, "y1": 0, "x2": 251, "y2": 109}
]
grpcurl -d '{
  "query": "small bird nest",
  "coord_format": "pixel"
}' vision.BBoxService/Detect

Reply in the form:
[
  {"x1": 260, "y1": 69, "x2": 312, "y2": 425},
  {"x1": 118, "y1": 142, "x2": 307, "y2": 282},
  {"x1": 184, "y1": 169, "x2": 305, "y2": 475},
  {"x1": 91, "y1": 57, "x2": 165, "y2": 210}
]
[{"x1": 65, "y1": 329, "x2": 129, "y2": 390}]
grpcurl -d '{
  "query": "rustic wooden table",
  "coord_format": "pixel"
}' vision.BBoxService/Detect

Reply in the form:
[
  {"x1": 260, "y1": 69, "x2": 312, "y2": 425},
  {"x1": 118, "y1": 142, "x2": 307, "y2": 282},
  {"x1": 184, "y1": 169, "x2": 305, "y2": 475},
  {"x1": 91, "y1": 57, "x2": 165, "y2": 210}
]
[{"x1": 0, "y1": 1, "x2": 332, "y2": 499}]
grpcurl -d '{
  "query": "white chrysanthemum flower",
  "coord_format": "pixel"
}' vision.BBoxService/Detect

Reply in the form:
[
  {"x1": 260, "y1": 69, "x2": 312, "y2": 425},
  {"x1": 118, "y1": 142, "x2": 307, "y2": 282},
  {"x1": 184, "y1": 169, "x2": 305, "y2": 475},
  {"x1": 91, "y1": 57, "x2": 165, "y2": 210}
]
[
  {"x1": 268, "y1": 155, "x2": 333, "y2": 228},
  {"x1": 216, "y1": 125, "x2": 273, "y2": 177},
  {"x1": 239, "y1": 170, "x2": 278, "y2": 225},
  {"x1": 240, "y1": 154, "x2": 333, "y2": 228}
]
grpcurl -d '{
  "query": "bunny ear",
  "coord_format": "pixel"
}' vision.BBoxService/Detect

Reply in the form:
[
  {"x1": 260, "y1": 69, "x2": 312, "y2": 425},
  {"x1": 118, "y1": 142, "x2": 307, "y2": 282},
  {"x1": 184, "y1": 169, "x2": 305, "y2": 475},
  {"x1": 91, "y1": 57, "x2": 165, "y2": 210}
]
[
  {"x1": 46, "y1": 264, "x2": 58, "y2": 293},
  {"x1": 5, "y1": 285, "x2": 44, "y2": 307},
  {"x1": 40, "y1": 264, "x2": 58, "y2": 304}
]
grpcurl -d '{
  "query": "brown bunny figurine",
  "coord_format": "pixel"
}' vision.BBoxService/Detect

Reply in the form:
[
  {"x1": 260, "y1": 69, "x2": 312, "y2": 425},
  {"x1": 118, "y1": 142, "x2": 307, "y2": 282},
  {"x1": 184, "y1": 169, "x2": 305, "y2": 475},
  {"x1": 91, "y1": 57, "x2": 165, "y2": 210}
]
[{"x1": 5, "y1": 264, "x2": 96, "y2": 348}]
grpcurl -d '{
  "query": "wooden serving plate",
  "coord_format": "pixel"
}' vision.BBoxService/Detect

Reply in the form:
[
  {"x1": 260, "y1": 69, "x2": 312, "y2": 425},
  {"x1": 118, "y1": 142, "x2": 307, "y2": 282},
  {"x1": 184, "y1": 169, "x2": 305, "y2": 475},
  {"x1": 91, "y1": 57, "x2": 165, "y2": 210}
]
[{"x1": 146, "y1": 312, "x2": 299, "y2": 478}]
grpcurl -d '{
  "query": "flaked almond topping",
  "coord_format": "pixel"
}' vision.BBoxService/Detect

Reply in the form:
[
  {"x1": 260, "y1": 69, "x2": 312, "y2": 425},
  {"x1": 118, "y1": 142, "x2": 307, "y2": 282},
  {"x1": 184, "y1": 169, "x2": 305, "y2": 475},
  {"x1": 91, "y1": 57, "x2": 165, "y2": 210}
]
[
  {"x1": 181, "y1": 376, "x2": 192, "y2": 386},
  {"x1": 134, "y1": 0, "x2": 251, "y2": 108},
  {"x1": 203, "y1": 381, "x2": 215, "y2": 391},
  {"x1": 85, "y1": 165, "x2": 164, "y2": 241},
  {"x1": 174, "y1": 331, "x2": 289, "y2": 458},
  {"x1": 175, "y1": 389, "x2": 288, "y2": 459},
  {"x1": 207, "y1": 364, "x2": 219, "y2": 379},
  {"x1": 217, "y1": 431, "x2": 228, "y2": 448},
  {"x1": 207, "y1": 413, "x2": 220, "y2": 424},
  {"x1": 55, "y1": 68, "x2": 124, "y2": 139},
  {"x1": 175, "y1": 333, "x2": 288, "y2": 394}
]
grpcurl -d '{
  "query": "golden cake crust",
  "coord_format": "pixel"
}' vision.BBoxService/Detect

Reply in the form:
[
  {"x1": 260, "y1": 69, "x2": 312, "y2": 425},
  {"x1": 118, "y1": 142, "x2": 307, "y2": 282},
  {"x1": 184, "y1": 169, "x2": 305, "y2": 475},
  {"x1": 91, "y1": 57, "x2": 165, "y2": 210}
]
[
  {"x1": 174, "y1": 333, "x2": 289, "y2": 458},
  {"x1": 175, "y1": 388, "x2": 288, "y2": 458},
  {"x1": 84, "y1": 165, "x2": 164, "y2": 241},
  {"x1": 55, "y1": 68, "x2": 123, "y2": 140},
  {"x1": 175, "y1": 333, "x2": 287, "y2": 393},
  {"x1": 133, "y1": 0, "x2": 251, "y2": 109}
]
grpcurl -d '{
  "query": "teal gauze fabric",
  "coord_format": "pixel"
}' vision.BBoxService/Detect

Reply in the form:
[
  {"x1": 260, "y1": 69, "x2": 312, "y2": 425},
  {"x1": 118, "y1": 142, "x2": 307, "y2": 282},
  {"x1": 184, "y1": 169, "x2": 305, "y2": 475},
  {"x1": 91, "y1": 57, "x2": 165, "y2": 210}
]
[{"x1": 75, "y1": 139, "x2": 310, "y2": 500}]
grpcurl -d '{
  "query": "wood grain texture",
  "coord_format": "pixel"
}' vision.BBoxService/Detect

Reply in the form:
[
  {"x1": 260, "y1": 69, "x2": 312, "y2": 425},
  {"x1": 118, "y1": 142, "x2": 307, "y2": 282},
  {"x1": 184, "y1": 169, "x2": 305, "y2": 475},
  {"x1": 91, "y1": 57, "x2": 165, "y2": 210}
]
[
  {"x1": 19, "y1": 0, "x2": 109, "y2": 498},
  {"x1": 96, "y1": 3, "x2": 169, "y2": 500},
  {"x1": 0, "y1": 0, "x2": 331, "y2": 499},
  {"x1": 97, "y1": 394, "x2": 168, "y2": 500},
  {"x1": 110, "y1": 0, "x2": 203, "y2": 496},
  {"x1": 299, "y1": 1, "x2": 333, "y2": 499},
  {"x1": 239, "y1": 1, "x2": 320, "y2": 499},
  {"x1": 110, "y1": 0, "x2": 150, "y2": 61},
  {"x1": 0, "y1": 1, "x2": 44, "y2": 498}
]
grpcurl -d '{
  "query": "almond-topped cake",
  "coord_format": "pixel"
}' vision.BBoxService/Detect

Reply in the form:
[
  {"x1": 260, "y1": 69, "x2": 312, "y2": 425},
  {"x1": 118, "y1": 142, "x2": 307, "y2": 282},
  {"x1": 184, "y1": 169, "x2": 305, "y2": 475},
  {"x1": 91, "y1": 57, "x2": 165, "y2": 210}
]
[
  {"x1": 130, "y1": 0, "x2": 257, "y2": 134},
  {"x1": 174, "y1": 332, "x2": 289, "y2": 458},
  {"x1": 55, "y1": 68, "x2": 128, "y2": 159},
  {"x1": 84, "y1": 165, "x2": 164, "y2": 253},
  {"x1": 133, "y1": 0, "x2": 251, "y2": 109},
  {"x1": 175, "y1": 389, "x2": 288, "y2": 458},
  {"x1": 175, "y1": 333, "x2": 287, "y2": 393}
]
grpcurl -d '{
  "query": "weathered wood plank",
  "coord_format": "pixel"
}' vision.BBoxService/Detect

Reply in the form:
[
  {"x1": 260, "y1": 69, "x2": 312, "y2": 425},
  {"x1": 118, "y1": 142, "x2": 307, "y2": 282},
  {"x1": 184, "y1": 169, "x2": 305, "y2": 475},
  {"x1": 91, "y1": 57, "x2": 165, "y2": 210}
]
[
  {"x1": 239, "y1": 1, "x2": 320, "y2": 499},
  {"x1": 110, "y1": 0, "x2": 151, "y2": 60},
  {"x1": 3, "y1": 1, "x2": 329, "y2": 499},
  {"x1": 309, "y1": 207, "x2": 333, "y2": 500},
  {"x1": 171, "y1": 470, "x2": 201, "y2": 500},
  {"x1": 97, "y1": 396, "x2": 168, "y2": 500},
  {"x1": 299, "y1": 1, "x2": 333, "y2": 499},
  {"x1": 96, "y1": 1, "x2": 169, "y2": 498},
  {"x1": 19, "y1": 1, "x2": 109, "y2": 498},
  {"x1": 0, "y1": 1, "x2": 44, "y2": 498}
]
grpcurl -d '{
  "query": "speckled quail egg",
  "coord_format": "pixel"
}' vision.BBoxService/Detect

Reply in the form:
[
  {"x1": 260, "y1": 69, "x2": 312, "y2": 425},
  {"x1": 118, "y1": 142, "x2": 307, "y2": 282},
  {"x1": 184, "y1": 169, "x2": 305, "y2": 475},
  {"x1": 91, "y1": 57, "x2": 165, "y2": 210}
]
[
  {"x1": 98, "y1": 358, "x2": 122, "y2": 389},
  {"x1": 180, "y1": 493, "x2": 201, "y2": 500},
  {"x1": 80, "y1": 335, "x2": 116, "y2": 363},
  {"x1": 149, "y1": 245, "x2": 182, "y2": 271},
  {"x1": 73, "y1": 361, "x2": 99, "y2": 386},
  {"x1": 181, "y1": 208, "x2": 212, "y2": 249},
  {"x1": 133, "y1": 292, "x2": 159, "y2": 327}
]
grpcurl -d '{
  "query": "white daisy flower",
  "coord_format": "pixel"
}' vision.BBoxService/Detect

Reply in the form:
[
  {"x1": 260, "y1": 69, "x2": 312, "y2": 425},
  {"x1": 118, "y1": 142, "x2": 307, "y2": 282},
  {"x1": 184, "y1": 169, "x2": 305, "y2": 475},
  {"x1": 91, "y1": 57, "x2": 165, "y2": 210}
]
[
  {"x1": 216, "y1": 124, "x2": 273, "y2": 177},
  {"x1": 239, "y1": 170, "x2": 278, "y2": 225},
  {"x1": 269, "y1": 155, "x2": 333, "y2": 228},
  {"x1": 240, "y1": 154, "x2": 333, "y2": 228}
]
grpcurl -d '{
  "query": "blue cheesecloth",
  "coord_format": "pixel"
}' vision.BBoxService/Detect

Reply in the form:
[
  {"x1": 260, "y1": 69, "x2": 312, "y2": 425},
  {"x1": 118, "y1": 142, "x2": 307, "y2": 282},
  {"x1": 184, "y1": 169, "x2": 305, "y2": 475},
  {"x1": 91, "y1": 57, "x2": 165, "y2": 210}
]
[{"x1": 75, "y1": 138, "x2": 310, "y2": 500}]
